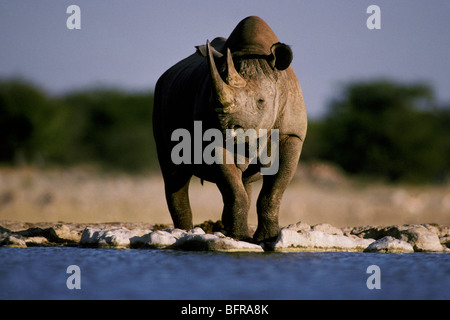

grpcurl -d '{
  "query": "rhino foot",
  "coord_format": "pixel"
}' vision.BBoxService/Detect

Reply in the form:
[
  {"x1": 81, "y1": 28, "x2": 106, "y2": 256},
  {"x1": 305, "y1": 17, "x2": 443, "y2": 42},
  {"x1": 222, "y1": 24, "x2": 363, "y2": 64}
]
[
  {"x1": 253, "y1": 228, "x2": 279, "y2": 244},
  {"x1": 224, "y1": 228, "x2": 252, "y2": 243}
]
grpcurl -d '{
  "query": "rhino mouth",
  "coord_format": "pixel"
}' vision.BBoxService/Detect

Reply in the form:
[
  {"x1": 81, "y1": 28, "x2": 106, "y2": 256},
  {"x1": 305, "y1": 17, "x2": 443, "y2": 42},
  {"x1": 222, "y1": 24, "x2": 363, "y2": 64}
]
[
  {"x1": 224, "y1": 125, "x2": 262, "y2": 149},
  {"x1": 224, "y1": 124, "x2": 245, "y2": 142},
  {"x1": 229, "y1": 125, "x2": 243, "y2": 138}
]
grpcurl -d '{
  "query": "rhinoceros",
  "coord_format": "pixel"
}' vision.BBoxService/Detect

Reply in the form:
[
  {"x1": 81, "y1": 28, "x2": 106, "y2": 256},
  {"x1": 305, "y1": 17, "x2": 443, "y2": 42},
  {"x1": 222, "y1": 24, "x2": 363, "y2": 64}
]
[{"x1": 153, "y1": 16, "x2": 307, "y2": 242}]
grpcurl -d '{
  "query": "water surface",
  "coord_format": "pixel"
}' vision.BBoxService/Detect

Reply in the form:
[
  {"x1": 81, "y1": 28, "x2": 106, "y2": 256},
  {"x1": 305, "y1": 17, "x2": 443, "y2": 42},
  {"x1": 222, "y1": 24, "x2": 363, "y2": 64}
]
[{"x1": 0, "y1": 247, "x2": 448, "y2": 299}]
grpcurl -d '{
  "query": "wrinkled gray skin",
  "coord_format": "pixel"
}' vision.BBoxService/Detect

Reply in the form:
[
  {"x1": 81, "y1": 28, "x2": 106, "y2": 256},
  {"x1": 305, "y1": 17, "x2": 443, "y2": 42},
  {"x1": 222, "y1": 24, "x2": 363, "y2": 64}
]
[{"x1": 153, "y1": 16, "x2": 307, "y2": 242}]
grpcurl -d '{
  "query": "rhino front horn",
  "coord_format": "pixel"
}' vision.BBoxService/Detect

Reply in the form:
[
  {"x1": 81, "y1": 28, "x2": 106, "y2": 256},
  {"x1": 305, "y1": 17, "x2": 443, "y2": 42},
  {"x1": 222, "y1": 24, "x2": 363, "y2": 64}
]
[{"x1": 207, "y1": 40, "x2": 234, "y2": 106}]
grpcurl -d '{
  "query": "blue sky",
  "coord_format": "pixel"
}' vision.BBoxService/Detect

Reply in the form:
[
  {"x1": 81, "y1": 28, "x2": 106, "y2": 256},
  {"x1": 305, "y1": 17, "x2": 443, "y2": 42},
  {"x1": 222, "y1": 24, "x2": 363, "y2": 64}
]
[{"x1": 1, "y1": 0, "x2": 449, "y2": 118}]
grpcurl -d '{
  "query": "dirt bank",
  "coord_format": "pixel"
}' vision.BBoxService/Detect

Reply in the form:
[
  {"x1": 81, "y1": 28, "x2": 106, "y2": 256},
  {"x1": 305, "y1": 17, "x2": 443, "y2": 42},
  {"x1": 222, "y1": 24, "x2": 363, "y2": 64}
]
[{"x1": 0, "y1": 164, "x2": 449, "y2": 227}]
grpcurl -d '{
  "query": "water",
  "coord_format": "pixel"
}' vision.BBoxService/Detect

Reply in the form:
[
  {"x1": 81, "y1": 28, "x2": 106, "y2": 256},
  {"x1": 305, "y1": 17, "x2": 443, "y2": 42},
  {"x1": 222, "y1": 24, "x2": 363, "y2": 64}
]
[{"x1": 0, "y1": 247, "x2": 449, "y2": 300}]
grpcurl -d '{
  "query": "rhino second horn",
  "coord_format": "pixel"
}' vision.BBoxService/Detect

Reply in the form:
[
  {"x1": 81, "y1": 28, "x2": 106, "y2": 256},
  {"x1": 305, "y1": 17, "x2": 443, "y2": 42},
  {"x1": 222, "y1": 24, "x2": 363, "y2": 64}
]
[{"x1": 225, "y1": 48, "x2": 247, "y2": 88}]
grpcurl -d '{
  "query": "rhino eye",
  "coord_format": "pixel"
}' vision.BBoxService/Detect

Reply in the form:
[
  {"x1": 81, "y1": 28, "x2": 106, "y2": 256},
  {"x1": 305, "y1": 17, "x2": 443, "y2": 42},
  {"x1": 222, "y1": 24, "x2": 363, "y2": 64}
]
[{"x1": 257, "y1": 99, "x2": 265, "y2": 104}]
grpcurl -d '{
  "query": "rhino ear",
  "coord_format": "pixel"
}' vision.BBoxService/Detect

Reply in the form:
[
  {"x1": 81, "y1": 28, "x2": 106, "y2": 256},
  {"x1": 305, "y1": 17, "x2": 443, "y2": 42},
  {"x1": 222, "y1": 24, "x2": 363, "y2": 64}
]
[
  {"x1": 196, "y1": 41, "x2": 224, "y2": 58},
  {"x1": 196, "y1": 45, "x2": 208, "y2": 56},
  {"x1": 269, "y1": 43, "x2": 293, "y2": 71}
]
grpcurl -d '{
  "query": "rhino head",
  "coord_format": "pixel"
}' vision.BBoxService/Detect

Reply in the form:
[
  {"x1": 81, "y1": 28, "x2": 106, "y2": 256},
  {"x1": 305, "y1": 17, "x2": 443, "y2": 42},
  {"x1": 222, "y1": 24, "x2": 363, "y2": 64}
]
[{"x1": 206, "y1": 39, "x2": 293, "y2": 139}]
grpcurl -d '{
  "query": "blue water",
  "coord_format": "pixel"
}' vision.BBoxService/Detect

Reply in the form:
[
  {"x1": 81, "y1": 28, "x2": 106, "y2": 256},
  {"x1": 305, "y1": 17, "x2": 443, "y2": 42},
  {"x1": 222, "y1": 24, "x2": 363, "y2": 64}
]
[{"x1": 0, "y1": 247, "x2": 448, "y2": 300}]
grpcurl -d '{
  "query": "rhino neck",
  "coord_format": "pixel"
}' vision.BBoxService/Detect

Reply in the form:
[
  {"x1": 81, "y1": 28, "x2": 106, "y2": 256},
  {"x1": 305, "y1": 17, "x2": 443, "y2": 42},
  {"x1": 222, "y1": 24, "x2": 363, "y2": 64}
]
[{"x1": 225, "y1": 16, "x2": 280, "y2": 57}]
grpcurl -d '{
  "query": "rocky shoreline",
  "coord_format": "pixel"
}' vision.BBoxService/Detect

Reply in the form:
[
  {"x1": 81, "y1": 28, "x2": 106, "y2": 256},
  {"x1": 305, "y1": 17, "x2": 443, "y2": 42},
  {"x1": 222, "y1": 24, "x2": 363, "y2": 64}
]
[{"x1": 1, "y1": 220, "x2": 449, "y2": 253}]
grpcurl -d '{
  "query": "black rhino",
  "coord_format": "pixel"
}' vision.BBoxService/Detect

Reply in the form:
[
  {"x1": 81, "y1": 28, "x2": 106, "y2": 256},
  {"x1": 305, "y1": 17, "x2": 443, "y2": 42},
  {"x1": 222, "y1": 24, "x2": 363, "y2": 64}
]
[{"x1": 153, "y1": 16, "x2": 307, "y2": 242}]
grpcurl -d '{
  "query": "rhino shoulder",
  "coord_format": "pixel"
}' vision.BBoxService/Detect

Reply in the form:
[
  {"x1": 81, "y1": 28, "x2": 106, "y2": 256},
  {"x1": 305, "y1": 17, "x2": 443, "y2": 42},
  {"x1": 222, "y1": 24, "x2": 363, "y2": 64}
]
[{"x1": 275, "y1": 67, "x2": 307, "y2": 141}]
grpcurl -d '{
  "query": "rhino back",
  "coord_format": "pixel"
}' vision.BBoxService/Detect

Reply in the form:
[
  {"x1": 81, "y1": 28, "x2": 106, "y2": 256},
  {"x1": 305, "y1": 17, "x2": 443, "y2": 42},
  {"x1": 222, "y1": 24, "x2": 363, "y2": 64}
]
[{"x1": 153, "y1": 52, "x2": 210, "y2": 147}]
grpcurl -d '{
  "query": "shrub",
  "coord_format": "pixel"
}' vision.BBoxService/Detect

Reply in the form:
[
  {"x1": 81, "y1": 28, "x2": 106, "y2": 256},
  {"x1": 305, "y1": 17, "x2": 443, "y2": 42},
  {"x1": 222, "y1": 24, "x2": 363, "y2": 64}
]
[{"x1": 316, "y1": 80, "x2": 448, "y2": 182}]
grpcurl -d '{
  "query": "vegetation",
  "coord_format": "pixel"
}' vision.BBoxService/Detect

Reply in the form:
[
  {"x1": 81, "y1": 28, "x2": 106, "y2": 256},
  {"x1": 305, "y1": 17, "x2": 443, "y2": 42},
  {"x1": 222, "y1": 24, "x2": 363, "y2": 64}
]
[
  {"x1": 302, "y1": 80, "x2": 450, "y2": 183},
  {"x1": 1, "y1": 79, "x2": 449, "y2": 182},
  {"x1": 0, "y1": 80, "x2": 157, "y2": 172}
]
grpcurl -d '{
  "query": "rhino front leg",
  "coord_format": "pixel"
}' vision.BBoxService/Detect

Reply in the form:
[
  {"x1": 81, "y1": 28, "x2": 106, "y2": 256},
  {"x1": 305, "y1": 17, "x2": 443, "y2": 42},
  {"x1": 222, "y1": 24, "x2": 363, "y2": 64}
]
[
  {"x1": 216, "y1": 164, "x2": 251, "y2": 241},
  {"x1": 253, "y1": 135, "x2": 303, "y2": 243}
]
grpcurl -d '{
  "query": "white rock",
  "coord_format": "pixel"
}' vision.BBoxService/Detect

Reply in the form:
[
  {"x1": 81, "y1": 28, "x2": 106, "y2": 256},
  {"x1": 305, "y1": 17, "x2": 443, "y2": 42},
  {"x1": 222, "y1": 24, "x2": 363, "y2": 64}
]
[
  {"x1": 273, "y1": 229, "x2": 374, "y2": 252},
  {"x1": 130, "y1": 228, "x2": 153, "y2": 237},
  {"x1": 364, "y1": 236, "x2": 414, "y2": 253},
  {"x1": 53, "y1": 224, "x2": 82, "y2": 242},
  {"x1": 213, "y1": 232, "x2": 226, "y2": 238},
  {"x1": 80, "y1": 227, "x2": 136, "y2": 248},
  {"x1": 312, "y1": 223, "x2": 344, "y2": 236},
  {"x1": 440, "y1": 235, "x2": 450, "y2": 249},
  {"x1": 351, "y1": 224, "x2": 445, "y2": 252},
  {"x1": 80, "y1": 227, "x2": 101, "y2": 246},
  {"x1": 150, "y1": 230, "x2": 177, "y2": 246},
  {"x1": 172, "y1": 233, "x2": 263, "y2": 252},
  {"x1": 1, "y1": 235, "x2": 27, "y2": 248},
  {"x1": 402, "y1": 226, "x2": 444, "y2": 252},
  {"x1": 24, "y1": 236, "x2": 50, "y2": 246},
  {"x1": 285, "y1": 221, "x2": 311, "y2": 231},
  {"x1": 131, "y1": 229, "x2": 191, "y2": 249},
  {"x1": 165, "y1": 228, "x2": 188, "y2": 239},
  {"x1": 188, "y1": 227, "x2": 206, "y2": 235}
]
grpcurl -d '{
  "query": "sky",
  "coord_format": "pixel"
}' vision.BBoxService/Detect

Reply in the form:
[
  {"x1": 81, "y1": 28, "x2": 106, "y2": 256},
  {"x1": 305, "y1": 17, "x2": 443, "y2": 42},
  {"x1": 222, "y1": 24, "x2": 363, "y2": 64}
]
[{"x1": 0, "y1": 0, "x2": 449, "y2": 118}]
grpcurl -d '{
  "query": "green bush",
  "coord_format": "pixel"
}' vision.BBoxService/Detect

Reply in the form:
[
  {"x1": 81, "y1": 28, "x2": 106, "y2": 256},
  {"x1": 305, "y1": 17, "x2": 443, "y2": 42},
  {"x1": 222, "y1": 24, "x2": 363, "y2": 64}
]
[
  {"x1": 313, "y1": 80, "x2": 449, "y2": 183},
  {"x1": 0, "y1": 80, "x2": 157, "y2": 172},
  {"x1": 0, "y1": 80, "x2": 73, "y2": 165},
  {"x1": 63, "y1": 90, "x2": 157, "y2": 171}
]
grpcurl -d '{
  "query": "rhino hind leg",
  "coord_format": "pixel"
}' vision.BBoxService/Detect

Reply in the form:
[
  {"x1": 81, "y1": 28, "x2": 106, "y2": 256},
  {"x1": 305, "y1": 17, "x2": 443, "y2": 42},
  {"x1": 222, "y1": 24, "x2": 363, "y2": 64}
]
[{"x1": 164, "y1": 172, "x2": 194, "y2": 230}]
